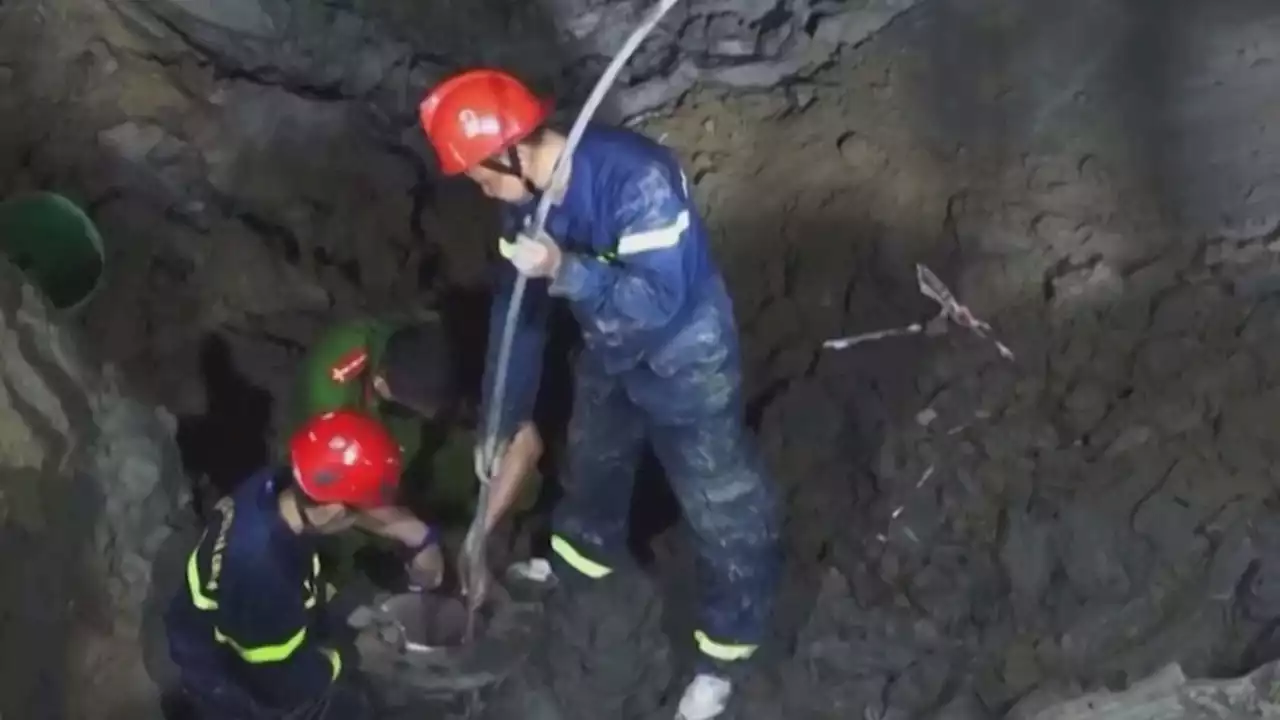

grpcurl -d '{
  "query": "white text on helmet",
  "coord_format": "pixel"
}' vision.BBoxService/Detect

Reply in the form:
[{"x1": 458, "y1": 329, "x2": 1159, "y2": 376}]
[
  {"x1": 458, "y1": 109, "x2": 502, "y2": 139},
  {"x1": 341, "y1": 442, "x2": 361, "y2": 466}
]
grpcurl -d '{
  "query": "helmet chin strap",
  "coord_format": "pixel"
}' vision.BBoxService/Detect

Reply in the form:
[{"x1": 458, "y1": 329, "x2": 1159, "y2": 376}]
[
  {"x1": 482, "y1": 146, "x2": 539, "y2": 197},
  {"x1": 293, "y1": 491, "x2": 326, "y2": 535}
]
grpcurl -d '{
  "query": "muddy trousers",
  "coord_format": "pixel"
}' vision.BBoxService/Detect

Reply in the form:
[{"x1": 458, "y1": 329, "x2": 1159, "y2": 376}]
[
  {"x1": 550, "y1": 347, "x2": 781, "y2": 675},
  {"x1": 167, "y1": 638, "x2": 370, "y2": 720},
  {"x1": 172, "y1": 674, "x2": 372, "y2": 720}
]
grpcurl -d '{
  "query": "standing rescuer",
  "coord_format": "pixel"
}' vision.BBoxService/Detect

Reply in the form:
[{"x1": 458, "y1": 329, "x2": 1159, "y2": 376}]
[
  {"x1": 165, "y1": 410, "x2": 443, "y2": 719},
  {"x1": 419, "y1": 69, "x2": 781, "y2": 720}
]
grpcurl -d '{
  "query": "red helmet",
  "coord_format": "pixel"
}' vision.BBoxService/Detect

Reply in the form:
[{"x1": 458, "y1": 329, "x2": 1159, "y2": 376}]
[
  {"x1": 419, "y1": 69, "x2": 551, "y2": 176},
  {"x1": 289, "y1": 410, "x2": 403, "y2": 508}
]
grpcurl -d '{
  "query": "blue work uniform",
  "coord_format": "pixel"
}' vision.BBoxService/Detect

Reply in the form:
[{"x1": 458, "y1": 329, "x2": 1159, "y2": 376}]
[
  {"x1": 483, "y1": 123, "x2": 781, "y2": 670},
  {"x1": 165, "y1": 468, "x2": 365, "y2": 718}
]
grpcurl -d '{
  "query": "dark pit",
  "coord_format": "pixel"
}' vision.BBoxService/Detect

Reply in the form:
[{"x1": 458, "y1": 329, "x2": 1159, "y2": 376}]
[{"x1": 380, "y1": 592, "x2": 488, "y2": 650}]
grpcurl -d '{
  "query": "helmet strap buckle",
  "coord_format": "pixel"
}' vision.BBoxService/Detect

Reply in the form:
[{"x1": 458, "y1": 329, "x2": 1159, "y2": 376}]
[{"x1": 481, "y1": 146, "x2": 539, "y2": 196}]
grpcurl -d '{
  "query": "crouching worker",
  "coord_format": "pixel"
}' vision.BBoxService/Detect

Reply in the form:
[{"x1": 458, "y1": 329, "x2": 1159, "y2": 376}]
[
  {"x1": 295, "y1": 317, "x2": 545, "y2": 582},
  {"x1": 165, "y1": 410, "x2": 441, "y2": 719}
]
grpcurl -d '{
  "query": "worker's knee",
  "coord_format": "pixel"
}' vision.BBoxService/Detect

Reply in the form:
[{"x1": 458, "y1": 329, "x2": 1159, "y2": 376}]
[
  {"x1": 664, "y1": 427, "x2": 780, "y2": 600},
  {"x1": 658, "y1": 409, "x2": 757, "y2": 479},
  {"x1": 659, "y1": 421, "x2": 778, "y2": 540},
  {"x1": 694, "y1": 505, "x2": 779, "y2": 598},
  {"x1": 685, "y1": 472, "x2": 777, "y2": 547}
]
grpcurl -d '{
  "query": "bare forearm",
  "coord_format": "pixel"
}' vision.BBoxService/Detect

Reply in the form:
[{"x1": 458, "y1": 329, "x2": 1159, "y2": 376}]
[
  {"x1": 485, "y1": 464, "x2": 529, "y2": 531},
  {"x1": 484, "y1": 423, "x2": 543, "y2": 531},
  {"x1": 355, "y1": 506, "x2": 431, "y2": 547}
]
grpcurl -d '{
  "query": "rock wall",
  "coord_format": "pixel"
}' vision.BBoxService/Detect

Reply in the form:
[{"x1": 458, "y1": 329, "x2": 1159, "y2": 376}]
[
  {"x1": 7, "y1": 0, "x2": 1280, "y2": 719},
  {"x1": 108, "y1": 0, "x2": 926, "y2": 122},
  {"x1": 1008, "y1": 659, "x2": 1280, "y2": 720},
  {"x1": 0, "y1": 256, "x2": 188, "y2": 720},
  {"x1": 638, "y1": 0, "x2": 1280, "y2": 716}
]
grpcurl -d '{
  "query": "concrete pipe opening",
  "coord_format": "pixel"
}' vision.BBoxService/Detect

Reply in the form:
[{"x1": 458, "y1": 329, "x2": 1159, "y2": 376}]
[
  {"x1": 0, "y1": 192, "x2": 106, "y2": 313},
  {"x1": 380, "y1": 592, "x2": 488, "y2": 652}
]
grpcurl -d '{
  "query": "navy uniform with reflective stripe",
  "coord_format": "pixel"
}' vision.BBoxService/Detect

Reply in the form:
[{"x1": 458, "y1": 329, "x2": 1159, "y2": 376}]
[
  {"x1": 166, "y1": 467, "x2": 342, "y2": 713},
  {"x1": 483, "y1": 123, "x2": 781, "y2": 670}
]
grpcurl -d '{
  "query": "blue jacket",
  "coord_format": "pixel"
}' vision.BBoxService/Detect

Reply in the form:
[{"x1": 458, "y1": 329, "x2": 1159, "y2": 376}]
[
  {"x1": 165, "y1": 468, "x2": 341, "y2": 709},
  {"x1": 482, "y1": 124, "x2": 727, "y2": 437}
]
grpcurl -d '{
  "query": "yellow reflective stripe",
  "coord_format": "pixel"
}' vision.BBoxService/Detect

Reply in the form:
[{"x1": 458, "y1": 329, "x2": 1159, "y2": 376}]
[
  {"x1": 214, "y1": 626, "x2": 308, "y2": 664},
  {"x1": 323, "y1": 648, "x2": 342, "y2": 681},
  {"x1": 549, "y1": 535, "x2": 612, "y2": 579},
  {"x1": 694, "y1": 630, "x2": 757, "y2": 662},
  {"x1": 188, "y1": 546, "x2": 320, "y2": 610},
  {"x1": 187, "y1": 548, "x2": 218, "y2": 610}
]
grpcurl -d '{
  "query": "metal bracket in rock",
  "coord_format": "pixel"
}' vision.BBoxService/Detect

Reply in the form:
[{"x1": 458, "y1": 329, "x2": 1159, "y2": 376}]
[{"x1": 354, "y1": 587, "x2": 543, "y2": 696}]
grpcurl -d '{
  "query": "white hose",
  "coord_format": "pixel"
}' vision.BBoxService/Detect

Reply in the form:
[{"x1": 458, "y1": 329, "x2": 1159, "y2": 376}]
[
  {"x1": 480, "y1": 0, "x2": 683, "y2": 470},
  {"x1": 465, "y1": 0, "x2": 684, "y2": 635}
]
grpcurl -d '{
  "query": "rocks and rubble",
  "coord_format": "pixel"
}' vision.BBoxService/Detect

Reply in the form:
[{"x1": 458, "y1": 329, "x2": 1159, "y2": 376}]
[
  {"x1": 1009, "y1": 659, "x2": 1280, "y2": 720},
  {"x1": 0, "y1": 257, "x2": 190, "y2": 720},
  {"x1": 109, "y1": 0, "x2": 929, "y2": 125},
  {"x1": 7, "y1": 0, "x2": 1280, "y2": 719}
]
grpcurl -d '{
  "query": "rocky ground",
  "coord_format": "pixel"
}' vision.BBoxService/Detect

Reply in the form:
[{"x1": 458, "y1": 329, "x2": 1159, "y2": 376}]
[
  {"x1": 8, "y1": 0, "x2": 1280, "y2": 718},
  {"x1": 0, "y1": 257, "x2": 190, "y2": 720}
]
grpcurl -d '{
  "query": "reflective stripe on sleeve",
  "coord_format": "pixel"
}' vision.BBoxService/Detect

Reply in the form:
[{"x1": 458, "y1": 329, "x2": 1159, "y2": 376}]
[
  {"x1": 616, "y1": 210, "x2": 689, "y2": 256},
  {"x1": 187, "y1": 549, "x2": 218, "y2": 610},
  {"x1": 213, "y1": 626, "x2": 308, "y2": 664}
]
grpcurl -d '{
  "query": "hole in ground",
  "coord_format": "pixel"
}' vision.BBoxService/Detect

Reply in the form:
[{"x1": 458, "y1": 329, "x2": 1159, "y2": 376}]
[
  {"x1": 175, "y1": 334, "x2": 273, "y2": 514},
  {"x1": 382, "y1": 591, "x2": 488, "y2": 649}
]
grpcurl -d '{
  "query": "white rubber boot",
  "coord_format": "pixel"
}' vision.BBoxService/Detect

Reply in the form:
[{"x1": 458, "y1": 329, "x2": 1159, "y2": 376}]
[
  {"x1": 505, "y1": 557, "x2": 556, "y2": 584},
  {"x1": 675, "y1": 673, "x2": 732, "y2": 720}
]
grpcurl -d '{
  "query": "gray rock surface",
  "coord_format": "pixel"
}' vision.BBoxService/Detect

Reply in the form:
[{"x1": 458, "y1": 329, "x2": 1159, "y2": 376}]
[
  {"x1": 1009, "y1": 660, "x2": 1280, "y2": 720},
  {"x1": 109, "y1": 0, "x2": 927, "y2": 124},
  {"x1": 8, "y1": 0, "x2": 1280, "y2": 719},
  {"x1": 0, "y1": 257, "x2": 189, "y2": 720}
]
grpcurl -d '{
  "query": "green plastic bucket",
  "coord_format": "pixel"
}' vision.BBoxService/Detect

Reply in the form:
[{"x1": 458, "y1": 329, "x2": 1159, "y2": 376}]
[{"x1": 0, "y1": 192, "x2": 105, "y2": 313}]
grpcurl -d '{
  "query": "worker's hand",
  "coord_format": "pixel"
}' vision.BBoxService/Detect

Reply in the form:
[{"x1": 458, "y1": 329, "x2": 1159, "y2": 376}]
[
  {"x1": 506, "y1": 230, "x2": 562, "y2": 279},
  {"x1": 406, "y1": 542, "x2": 445, "y2": 591}
]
